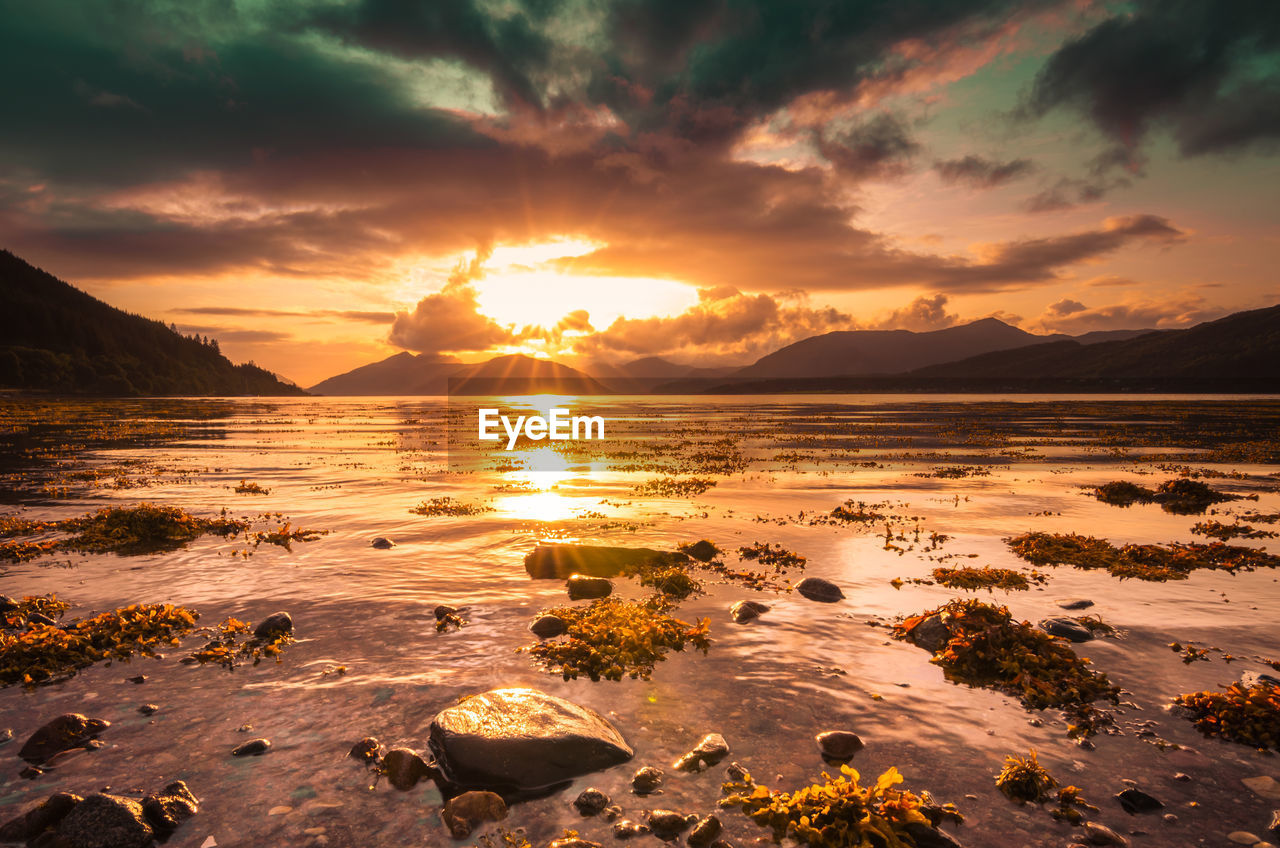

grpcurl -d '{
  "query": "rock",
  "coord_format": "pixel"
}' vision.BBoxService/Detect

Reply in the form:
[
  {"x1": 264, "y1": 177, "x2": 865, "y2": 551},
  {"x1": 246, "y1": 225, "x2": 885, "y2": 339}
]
[
  {"x1": 440, "y1": 790, "x2": 507, "y2": 839},
  {"x1": 1115, "y1": 788, "x2": 1163, "y2": 814},
  {"x1": 566, "y1": 574, "x2": 613, "y2": 600},
  {"x1": 141, "y1": 781, "x2": 198, "y2": 835},
  {"x1": 1057, "y1": 598, "x2": 1095, "y2": 610},
  {"x1": 525, "y1": 544, "x2": 683, "y2": 579},
  {"x1": 29, "y1": 612, "x2": 56, "y2": 626},
  {"x1": 612, "y1": 819, "x2": 649, "y2": 839},
  {"x1": 903, "y1": 821, "x2": 964, "y2": 848},
  {"x1": 549, "y1": 839, "x2": 602, "y2": 848},
  {"x1": 687, "y1": 815, "x2": 722, "y2": 847},
  {"x1": 231, "y1": 738, "x2": 271, "y2": 757},
  {"x1": 1162, "y1": 813, "x2": 1178, "y2": 825},
  {"x1": 54, "y1": 794, "x2": 153, "y2": 848},
  {"x1": 19, "y1": 714, "x2": 111, "y2": 764},
  {"x1": 730, "y1": 600, "x2": 770, "y2": 623},
  {"x1": 0, "y1": 792, "x2": 82, "y2": 842},
  {"x1": 674, "y1": 733, "x2": 730, "y2": 772},
  {"x1": 529, "y1": 614, "x2": 569, "y2": 639},
  {"x1": 1083, "y1": 822, "x2": 1129, "y2": 846},
  {"x1": 1241, "y1": 670, "x2": 1280, "y2": 688},
  {"x1": 908, "y1": 614, "x2": 953, "y2": 652},
  {"x1": 725, "y1": 762, "x2": 749, "y2": 782},
  {"x1": 381, "y1": 747, "x2": 429, "y2": 790},
  {"x1": 253, "y1": 611, "x2": 292, "y2": 639},
  {"x1": 647, "y1": 809, "x2": 689, "y2": 837},
  {"x1": 0, "y1": 594, "x2": 17, "y2": 612},
  {"x1": 1039, "y1": 617, "x2": 1094, "y2": 643},
  {"x1": 1173, "y1": 772, "x2": 1190, "y2": 782},
  {"x1": 572, "y1": 788, "x2": 610, "y2": 816},
  {"x1": 349, "y1": 737, "x2": 382, "y2": 763},
  {"x1": 632, "y1": 765, "x2": 664, "y2": 794},
  {"x1": 1244, "y1": 776, "x2": 1280, "y2": 800},
  {"x1": 429, "y1": 688, "x2": 633, "y2": 793},
  {"x1": 795, "y1": 577, "x2": 844, "y2": 602},
  {"x1": 371, "y1": 537, "x2": 395, "y2": 549},
  {"x1": 1228, "y1": 833, "x2": 1261, "y2": 845},
  {"x1": 0, "y1": 727, "x2": 11, "y2": 744},
  {"x1": 138, "y1": 704, "x2": 158, "y2": 716},
  {"x1": 682, "y1": 540, "x2": 721, "y2": 562},
  {"x1": 434, "y1": 604, "x2": 461, "y2": 620},
  {"x1": 816, "y1": 730, "x2": 864, "y2": 761},
  {"x1": 126, "y1": 675, "x2": 147, "y2": 684},
  {"x1": 1269, "y1": 809, "x2": 1280, "y2": 838}
]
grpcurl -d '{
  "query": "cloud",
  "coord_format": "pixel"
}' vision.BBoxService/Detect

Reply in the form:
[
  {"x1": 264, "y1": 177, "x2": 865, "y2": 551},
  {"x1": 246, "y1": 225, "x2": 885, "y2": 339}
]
[
  {"x1": 175, "y1": 324, "x2": 292, "y2": 343},
  {"x1": 871, "y1": 293, "x2": 959, "y2": 331},
  {"x1": 934, "y1": 155, "x2": 1035, "y2": 189},
  {"x1": 172, "y1": 306, "x2": 394, "y2": 323},
  {"x1": 575, "y1": 286, "x2": 851, "y2": 360},
  {"x1": 817, "y1": 113, "x2": 920, "y2": 180},
  {"x1": 1024, "y1": 1, "x2": 1280, "y2": 158},
  {"x1": 1030, "y1": 295, "x2": 1225, "y2": 334},
  {"x1": 388, "y1": 247, "x2": 526, "y2": 355}
]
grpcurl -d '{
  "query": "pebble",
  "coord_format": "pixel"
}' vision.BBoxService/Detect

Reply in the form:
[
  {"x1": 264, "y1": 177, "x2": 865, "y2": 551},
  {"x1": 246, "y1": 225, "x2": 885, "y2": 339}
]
[
  {"x1": 816, "y1": 730, "x2": 864, "y2": 761},
  {"x1": 380, "y1": 747, "x2": 428, "y2": 790},
  {"x1": 440, "y1": 791, "x2": 507, "y2": 839},
  {"x1": 253, "y1": 611, "x2": 293, "y2": 639},
  {"x1": 632, "y1": 766, "x2": 664, "y2": 794},
  {"x1": 1162, "y1": 813, "x2": 1178, "y2": 825},
  {"x1": 0, "y1": 728, "x2": 11, "y2": 744},
  {"x1": 1083, "y1": 822, "x2": 1128, "y2": 845},
  {"x1": 674, "y1": 733, "x2": 730, "y2": 772},
  {"x1": 795, "y1": 576, "x2": 844, "y2": 602},
  {"x1": 1057, "y1": 598, "x2": 1095, "y2": 609},
  {"x1": 647, "y1": 809, "x2": 689, "y2": 836},
  {"x1": 138, "y1": 704, "x2": 159, "y2": 716},
  {"x1": 529, "y1": 614, "x2": 568, "y2": 639},
  {"x1": 231, "y1": 738, "x2": 271, "y2": 757},
  {"x1": 549, "y1": 839, "x2": 602, "y2": 848},
  {"x1": 1173, "y1": 772, "x2": 1190, "y2": 782},
  {"x1": 566, "y1": 574, "x2": 613, "y2": 600},
  {"x1": 348, "y1": 737, "x2": 381, "y2": 763},
  {"x1": 1270, "y1": 809, "x2": 1280, "y2": 836},
  {"x1": 370, "y1": 537, "x2": 395, "y2": 549},
  {"x1": 572, "y1": 788, "x2": 610, "y2": 816},
  {"x1": 730, "y1": 600, "x2": 770, "y2": 623},
  {"x1": 268, "y1": 806, "x2": 292, "y2": 816},
  {"x1": 1038, "y1": 617, "x2": 1094, "y2": 642},
  {"x1": 687, "y1": 815, "x2": 722, "y2": 848},
  {"x1": 126, "y1": 675, "x2": 148, "y2": 684},
  {"x1": 1244, "y1": 776, "x2": 1280, "y2": 800},
  {"x1": 1114, "y1": 788, "x2": 1163, "y2": 814},
  {"x1": 1228, "y1": 833, "x2": 1260, "y2": 845},
  {"x1": 612, "y1": 819, "x2": 649, "y2": 839}
]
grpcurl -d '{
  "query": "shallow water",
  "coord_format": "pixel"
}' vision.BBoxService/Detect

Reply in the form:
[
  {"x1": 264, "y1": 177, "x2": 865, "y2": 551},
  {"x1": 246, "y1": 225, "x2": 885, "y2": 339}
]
[{"x1": 2, "y1": 396, "x2": 1280, "y2": 848}]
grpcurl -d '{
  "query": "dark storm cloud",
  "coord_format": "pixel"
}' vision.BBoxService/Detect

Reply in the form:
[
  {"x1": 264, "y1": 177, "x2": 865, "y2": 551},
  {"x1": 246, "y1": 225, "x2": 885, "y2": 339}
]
[
  {"x1": 1025, "y1": 0, "x2": 1280, "y2": 157},
  {"x1": 934, "y1": 155, "x2": 1035, "y2": 189},
  {"x1": 817, "y1": 114, "x2": 920, "y2": 181}
]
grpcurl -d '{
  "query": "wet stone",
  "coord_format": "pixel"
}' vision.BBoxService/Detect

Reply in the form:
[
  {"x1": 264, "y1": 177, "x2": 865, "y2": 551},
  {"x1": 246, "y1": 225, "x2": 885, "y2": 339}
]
[
  {"x1": 253, "y1": 611, "x2": 293, "y2": 639},
  {"x1": 55, "y1": 794, "x2": 153, "y2": 848},
  {"x1": 380, "y1": 747, "x2": 429, "y2": 790},
  {"x1": 647, "y1": 809, "x2": 689, "y2": 837},
  {"x1": 141, "y1": 781, "x2": 199, "y2": 835},
  {"x1": 529, "y1": 614, "x2": 568, "y2": 639},
  {"x1": 612, "y1": 819, "x2": 649, "y2": 839},
  {"x1": 572, "y1": 787, "x2": 610, "y2": 816},
  {"x1": 1228, "y1": 833, "x2": 1260, "y2": 845},
  {"x1": 566, "y1": 574, "x2": 613, "y2": 600},
  {"x1": 816, "y1": 730, "x2": 864, "y2": 761},
  {"x1": 730, "y1": 600, "x2": 769, "y2": 624},
  {"x1": 19, "y1": 714, "x2": 110, "y2": 765},
  {"x1": 1057, "y1": 598, "x2": 1095, "y2": 610},
  {"x1": 908, "y1": 613, "x2": 952, "y2": 652},
  {"x1": 1115, "y1": 788, "x2": 1163, "y2": 814},
  {"x1": 682, "y1": 540, "x2": 720, "y2": 562},
  {"x1": 1039, "y1": 617, "x2": 1094, "y2": 643},
  {"x1": 687, "y1": 815, "x2": 722, "y2": 848},
  {"x1": 138, "y1": 704, "x2": 158, "y2": 716},
  {"x1": 795, "y1": 576, "x2": 844, "y2": 602},
  {"x1": 348, "y1": 737, "x2": 381, "y2": 763},
  {"x1": 370, "y1": 537, "x2": 395, "y2": 549},
  {"x1": 1083, "y1": 822, "x2": 1129, "y2": 846},
  {"x1": 231, "y1": 738, "x2": 271, "y2": 757},
  {"x1": 1269, "y1": 809, "x2": 1280, "y2": 837},
  {"x1": 632, "y1": 766, "x2": 664, "y2": 794},
  {"x1": 0, "y1": 791, "x2": 82, "y2": 842},
  {"x1": 440, "y1": 790, "x2": 507, "y2": 839},
  {"x1": 674, "y1": 733, "x2": 730, "y2": 772},
  {"x1": 429, "y1": 688, "x2": 633, "y2": 793},
  {"x1": 549, "y1": 839, "x2": 602, "y2": 848}
]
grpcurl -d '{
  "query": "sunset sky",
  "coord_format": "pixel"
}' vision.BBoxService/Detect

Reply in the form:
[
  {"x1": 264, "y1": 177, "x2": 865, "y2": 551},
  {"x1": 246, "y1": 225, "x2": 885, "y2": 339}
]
[{"x1": 2, "y1": 0, "x2": 1278, "y2": 386}]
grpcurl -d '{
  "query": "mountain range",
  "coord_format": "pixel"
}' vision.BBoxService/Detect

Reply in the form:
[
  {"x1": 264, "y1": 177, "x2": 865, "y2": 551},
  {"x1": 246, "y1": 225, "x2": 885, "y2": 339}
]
[{"x1": 0, "y1": 250, "x2": 302, "y2": 396}]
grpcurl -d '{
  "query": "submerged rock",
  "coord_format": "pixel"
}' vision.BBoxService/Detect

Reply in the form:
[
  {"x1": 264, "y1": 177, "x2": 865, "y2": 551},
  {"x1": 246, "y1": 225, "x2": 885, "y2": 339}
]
[
  {"x1": 1115, "y1": 787, "x2": 1163, "y2": 814},
  {"x1": 525, "y1": 543, "x2": 682, "y2": 579},
  {"x1": 673, "y1": 734, "x2": 729, "y2": 772},
  {"x1": 429, "y1": 688, "x2": 633, "y2": 793},
  {"x1": 647, "y1": 809, "x2": 689, "y2": 838},
  {"x1": 1039, "y1": 617, "x2": 1094, "y2": 643},
  {"x1": 0, "y1": 791, "x2": 81, "y2": 842},
  {"x1": 730, "y1": 600, "x2": 769, "y2": 623},
  {"x1": 371, "y1": 537, "x2": 395, "y2": 549},
  {"x1": 138, "y1": 704, "x2": 158, "y2": 716},
  {"x1": 381, "y1": 747, "x2": 430, "y2": 790},
  {"x1": 816, "y1": 730, "x2": 864, "y2": 761},
  {"x1": 680, "y1": 540, "x2": 721, "y2": 562},
  {"x1": 631, "y1": 765, "x2": 664, "y2": 794},
  {"x1": 1057, "y1": 598, "x2": 1095, "y2": 610},
  {"x1": 612, "y1": 819, "x2": 649, "y2": 839},
  {"x1": 906, "y1": 613, "x2": 953, "y2": 653},
  {"x1": 795, "y1": 577, "x2": 844, "y2": 602},
  {"x1": 19, "y1": 714, "x2": 110, "y2": 764},
  {"x1": 566, "y1": 574, "x2": 613, "y2": 600},
  {"x1": 231, "y1": 738, "x2": 271, "y2": 757},
  {"x1": 904, "y1": 820, "x2": 965, "y2": 848},
  {"x1": 687, "y1": 815, "x2": 722, "y2": 847},
  {"x1": 440, "y1": 790, "x2": 507, "y2": 838},
  {"x1": 55, "y1": 794, "x2": 153, "y2": 848},
  {"x1": 529, "y1": 613, "x2": 569, "y2": 639},
  {"x1": 253, "y1": 611, "x2": 292, "y2": 639},
  {"x1": 549, "y1": 838, "x2": 603, "y2": 848},
  {"x1": 349, "y1": 737, "x2": 382, "y2": 763},
  {"x1": 1083, "y1": 822, "x2": 1129, "y2": 846},
  {"x1": 141, "y1": 781, "x2": 198, "y2": 835},
  {"x1": 572, "y1": 788, "x2": 610, "y2": 816}
]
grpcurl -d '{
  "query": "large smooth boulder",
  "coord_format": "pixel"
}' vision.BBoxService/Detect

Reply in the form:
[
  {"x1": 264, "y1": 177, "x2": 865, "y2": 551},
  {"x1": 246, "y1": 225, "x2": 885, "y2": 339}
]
[
  {"x1": 54, "y1": 794, "x2": 153, "y2": 848},
  {"x1": 19, "y1": 714, "x2": 110, "y2": 764},
  {"x1": 524, "y1": 544, "x2": 682, "y2": 579},
  {"x1": 429, "y1": 689, "x2": 633, "y2": 793}
]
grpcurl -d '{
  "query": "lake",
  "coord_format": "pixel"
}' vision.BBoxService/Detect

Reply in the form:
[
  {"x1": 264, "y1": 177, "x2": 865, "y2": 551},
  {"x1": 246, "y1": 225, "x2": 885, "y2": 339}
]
[{"x1": 2, "y1": 396, "x2": 1279, "y2": 848}]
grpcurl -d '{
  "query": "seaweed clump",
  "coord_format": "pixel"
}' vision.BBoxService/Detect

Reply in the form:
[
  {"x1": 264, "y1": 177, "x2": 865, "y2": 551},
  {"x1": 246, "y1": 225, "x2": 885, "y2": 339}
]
[
  {"x1": 183, "y1": 617, "x2": 293, "y2": 670},
  {"x1": 411, "y1": 497, "x2": 492, "y2": 517},
  {"x1": 1171, "y1": 681, "x2": 1280, "y2": 750},
  {"x1": 2, "y1": 600, "x2": 199, "y2": 686},
  {"x1": 521, "y1": 596, "x2": 710, "y2": 681},
  {"x1": 1090, "y1": 479, "x2": 1243, "y2": 514},
  {"x1": 931, "y1": 566, "x2": 1045, "y2": 592},
  {"x1": 633, "y1": 477, "x2": 717, "y2": 498},
  {"x1": 1006, "y1": 531, "x2": 1280, "y2": 581},
  {"x1": 894, "y1": 600, "x2": 1119, "y2": 737},
  {"x1": 720, "y1": 763, "x2": 962, "y2": 848},
  {"x1": 57, "y1": 504, "x2": 249, "y2": 555},
  {"x1": 1191, "y1": 520, "x2": 1277, "y2": 541},
  {"x1": 994, "y1": 749, "x2": 1057, "y2": 803},
  {"x1": 738, "y1": 542, "x2": 807, "y2": 571}
]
